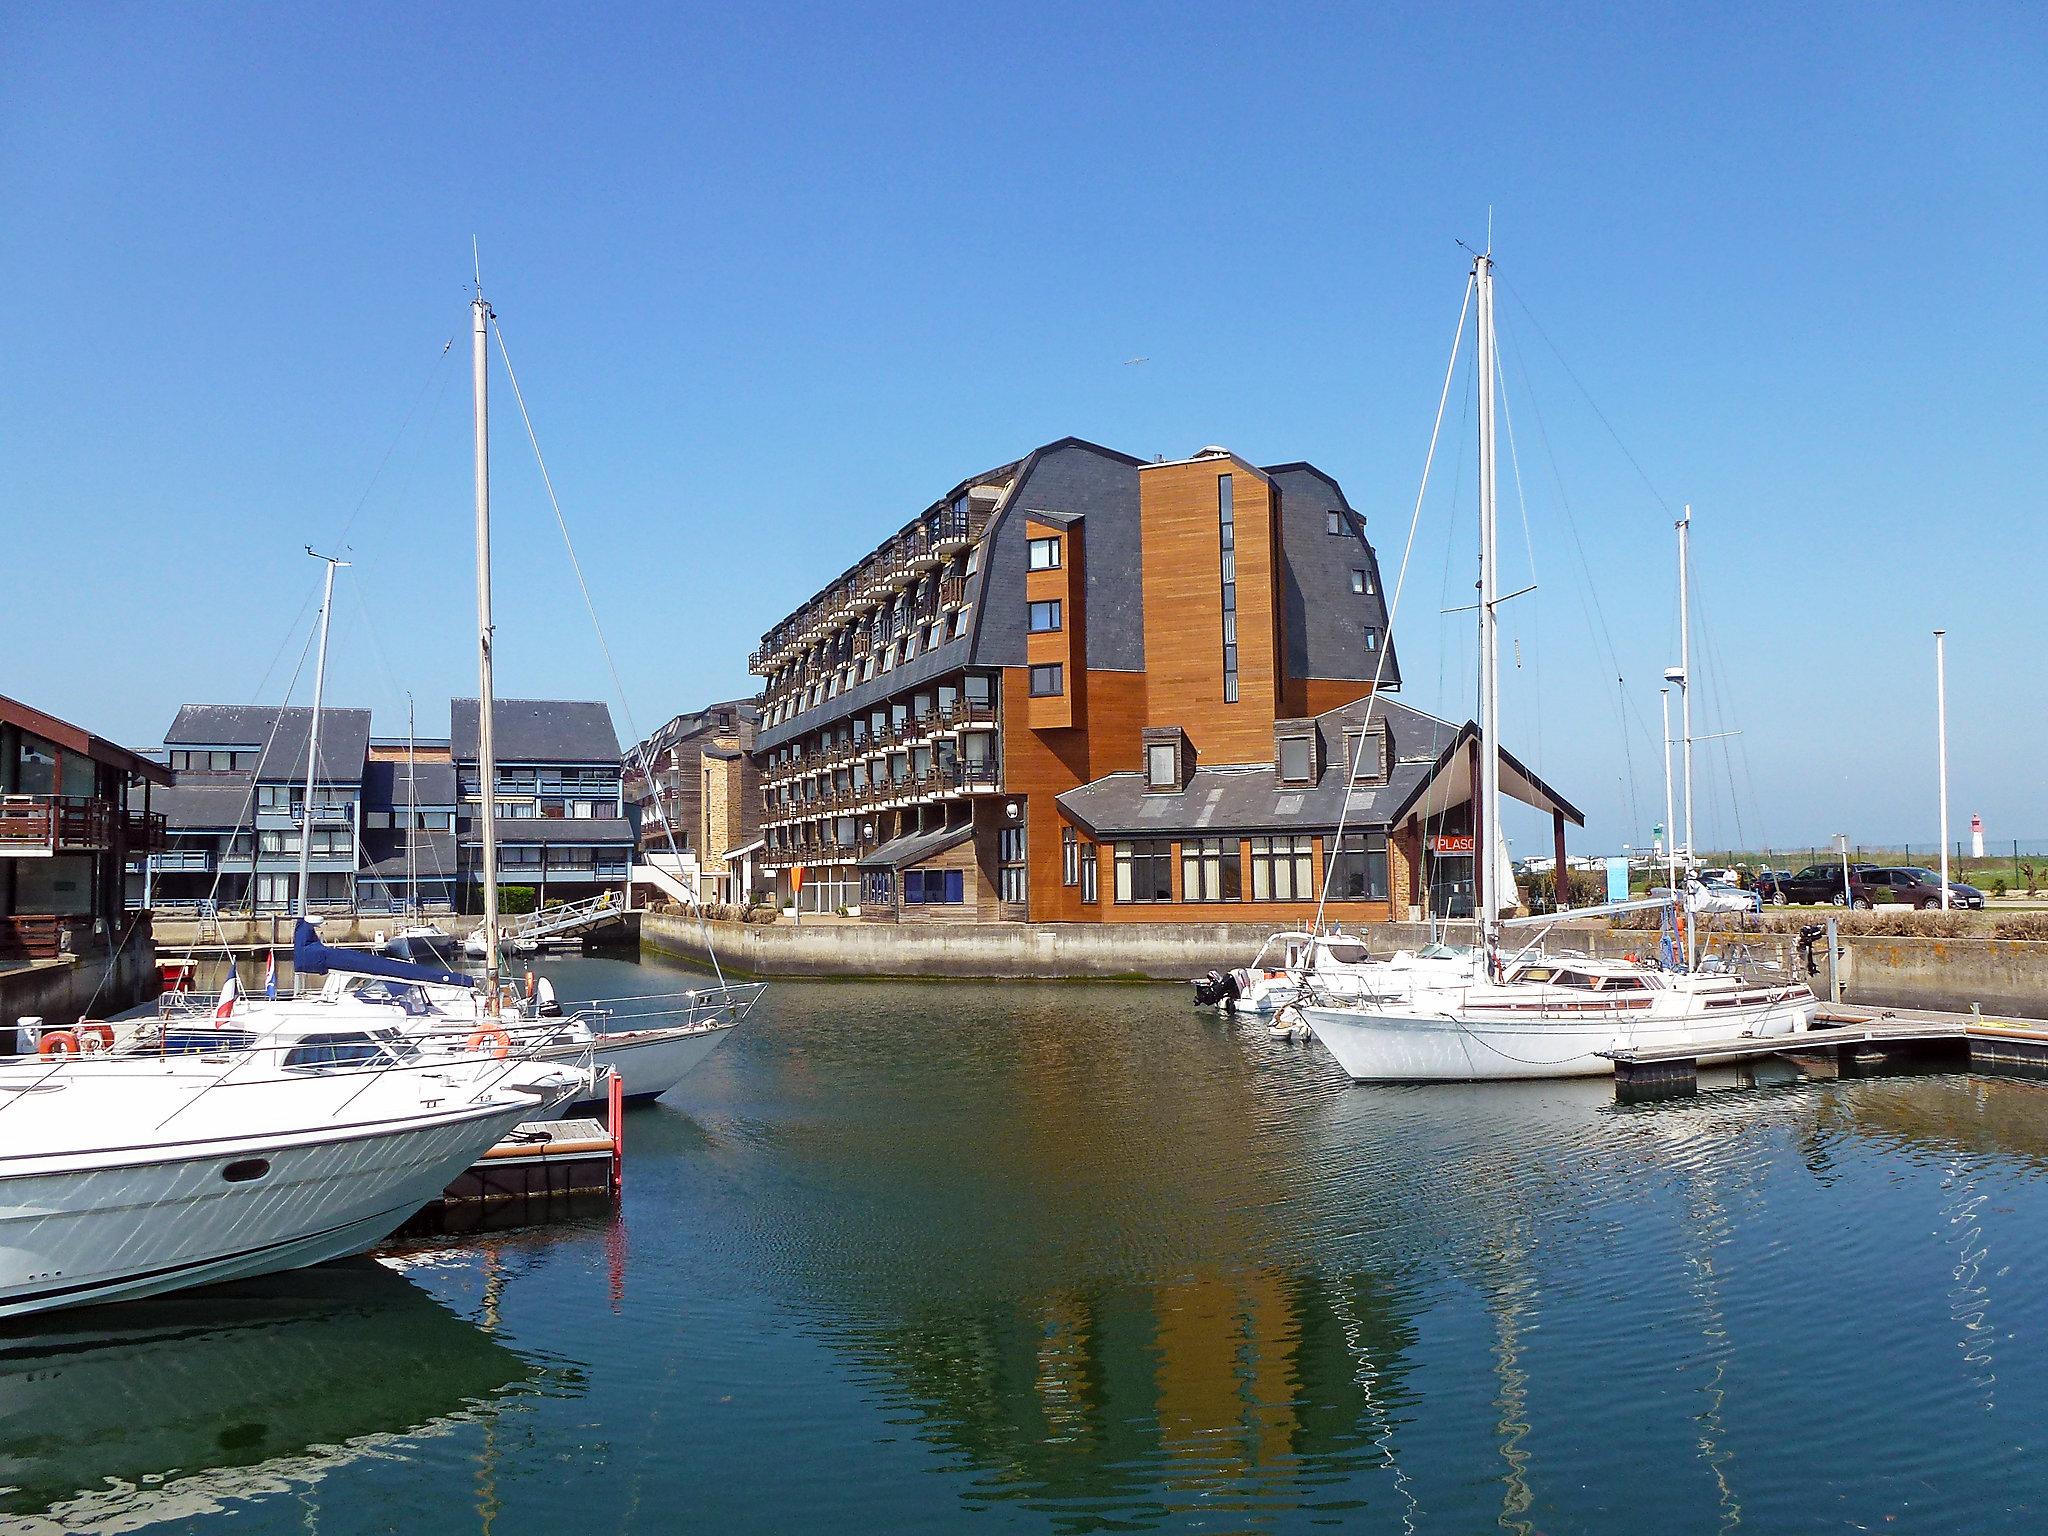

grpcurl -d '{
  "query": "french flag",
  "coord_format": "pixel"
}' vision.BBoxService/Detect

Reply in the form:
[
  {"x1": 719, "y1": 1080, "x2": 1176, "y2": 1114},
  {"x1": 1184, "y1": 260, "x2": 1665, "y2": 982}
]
[
  {"x1": 214, "y1": 971, "x2": 240, "y2": 1023},
  {"x1": 264, "y1": 950, "x2": 278, "y2": 1000}
]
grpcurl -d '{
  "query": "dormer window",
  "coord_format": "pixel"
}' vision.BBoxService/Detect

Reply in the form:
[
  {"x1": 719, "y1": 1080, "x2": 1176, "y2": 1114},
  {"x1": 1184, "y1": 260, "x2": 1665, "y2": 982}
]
[
  {"x1": 1343, "y1": 725, "x2": 1389, "y2": 784},
  {"x1": 1278, "y1": 734, "x2": 1315, "y2": 785},
  {"x1": 1142, "y1": 726, "x2": 1191, "y2": 793},
  {"x1": 1028, "y1": 535, "x2": 1062, "y2": 570},
  {"x1": 1326, "y1": 510, "x2": 1348, "y2": 535},
  {"x1": 1147, "y1": 742, "x2": 1178, "y2": 789}
]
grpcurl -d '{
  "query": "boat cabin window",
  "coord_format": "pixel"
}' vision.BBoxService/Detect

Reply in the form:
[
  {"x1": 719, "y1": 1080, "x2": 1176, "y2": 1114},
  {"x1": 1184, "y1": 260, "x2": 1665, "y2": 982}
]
[
  {"x1": 284, "y1": 1031, "x2": 392, "y2": 1070},
  {"x1": 1321, "y1": 941, "x2": 1369, "y2": 965}
]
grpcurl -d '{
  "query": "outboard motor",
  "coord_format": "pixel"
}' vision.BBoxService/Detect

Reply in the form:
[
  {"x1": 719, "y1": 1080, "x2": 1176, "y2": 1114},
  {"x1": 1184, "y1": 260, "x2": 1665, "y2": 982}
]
[
  {"x1": 1796, "y1": 922, "x2": 1829, "y2": 978},
  {"x1": 1191, "y1": 969, "x2": 1243, "y2": 1011}
]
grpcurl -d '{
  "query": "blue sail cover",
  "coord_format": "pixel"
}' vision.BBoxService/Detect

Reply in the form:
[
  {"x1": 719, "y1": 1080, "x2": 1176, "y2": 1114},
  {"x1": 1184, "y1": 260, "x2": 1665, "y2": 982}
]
[{"x1": 293, "y1": 920, "x2": 479, "y2": 990}]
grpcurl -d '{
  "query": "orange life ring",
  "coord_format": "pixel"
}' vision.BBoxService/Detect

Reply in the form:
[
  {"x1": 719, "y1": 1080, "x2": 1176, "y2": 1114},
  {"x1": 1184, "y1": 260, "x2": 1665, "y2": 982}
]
[
  {"x1": 467, "y1": 1025, "x2": 511, "y2": 1060},
  {"x1": 37, "y1": 1031, "x2": 80, "y2": 1057},
  {"x1": 77, "y1": 1022, "x2": 115, "y2": 1053}
]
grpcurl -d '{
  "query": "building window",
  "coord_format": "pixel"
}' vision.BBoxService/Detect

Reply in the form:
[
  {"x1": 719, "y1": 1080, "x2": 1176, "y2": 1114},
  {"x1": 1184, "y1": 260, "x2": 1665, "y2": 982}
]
[
  {"x1": 863, "y1": 869, "x2": 894, "y2": 907},
  {"x1": 1029, "y1": 664, "x2": 1064, "y2": 697},
  {"x1": 1327, "y1": 509, "x2": 1348, "y2": 535},
  {"x1": 999, "y1": 825, "x2": 1028, "y2": 903},
  {"x1": 1218, "y1": 474, "x2": 1238, "y2": 704},
  {"x1": 1365, "y1": 627, "x2": 1380, "y2": 653},
  {"x1": 1113, "y1": 839, "x2": 1173, "y2": 903},
  {"x1": 1351, "y1": 569, "x2": 1367, "y2": 595},
  {"x1": 1062, "y1": 826, "x2": 1079, "y2": 886},
  {"x1": 1344, "y1": 727, "x2": 1388, "y2": 782},
  {"x1": 1028, "y1": 536, "x2": 1062, "y2": 570},
  {"x1": 904, "y1": 868, "x2": 965, "y2": 904},
  {"x1": 1278, "y1": 734, "x2": 1314, "y2": 785},
  {"x1": 1079, "y1": 842, "x2": 1098, "y2": 904},
  {"x1": 1181, "y1": 837, "x2": 1241, "y2": 902},
  {"x1": 1327, "y1": 831, "x2": 1389, "y2": 901},
  {"x1": 1250, "y1": 835, "x2": 1315, "y2": 901},
  {"x1": 1028, "y1": 599, "x2": 1063, "y2": 633},
  {"x1": 1146, "y1": 742, "x2": 1179, "y2": 790}
]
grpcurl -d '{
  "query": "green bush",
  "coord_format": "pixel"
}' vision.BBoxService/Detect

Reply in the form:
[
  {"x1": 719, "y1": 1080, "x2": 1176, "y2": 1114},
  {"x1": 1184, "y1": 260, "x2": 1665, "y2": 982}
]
[{"x1": 496, "y1": 885, "x2": 537, "y2": 916}]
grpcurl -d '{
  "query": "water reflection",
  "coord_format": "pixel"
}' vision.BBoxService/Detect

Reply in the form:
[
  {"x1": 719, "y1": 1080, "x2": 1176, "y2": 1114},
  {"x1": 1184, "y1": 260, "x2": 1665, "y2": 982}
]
[{"x1": 0, "y1": 1260, "x2": 543, "y2": 1533}]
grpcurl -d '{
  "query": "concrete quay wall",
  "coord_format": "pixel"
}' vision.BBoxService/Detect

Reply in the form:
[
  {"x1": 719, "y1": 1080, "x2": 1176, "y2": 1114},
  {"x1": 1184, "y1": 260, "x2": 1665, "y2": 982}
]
[
  {"x1": 0, "y1": 939, "x2": 160, "y2": 1030},
  {"x1": 643, "y1": 913, "x2": 2046, "y2": 1020}
]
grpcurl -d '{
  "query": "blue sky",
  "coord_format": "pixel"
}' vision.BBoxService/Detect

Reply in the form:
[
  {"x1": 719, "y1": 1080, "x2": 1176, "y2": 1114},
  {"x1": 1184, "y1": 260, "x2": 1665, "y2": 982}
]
[{"x1": 3, "y1": 3, "x2": 2042, "y2": 854}]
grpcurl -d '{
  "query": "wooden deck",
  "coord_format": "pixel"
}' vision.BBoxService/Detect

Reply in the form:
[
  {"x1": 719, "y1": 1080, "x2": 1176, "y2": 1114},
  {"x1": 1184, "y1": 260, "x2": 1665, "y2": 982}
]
[{"x1": 1606, "y1": 1005, "x2": 2048, "y2": 1102}]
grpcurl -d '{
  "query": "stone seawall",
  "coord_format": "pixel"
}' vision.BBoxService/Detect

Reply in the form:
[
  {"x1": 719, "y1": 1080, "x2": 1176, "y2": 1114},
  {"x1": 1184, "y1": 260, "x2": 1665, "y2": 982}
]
[{"x1": 641, "y1": 912, "x2": 2047, "y2": 1019}]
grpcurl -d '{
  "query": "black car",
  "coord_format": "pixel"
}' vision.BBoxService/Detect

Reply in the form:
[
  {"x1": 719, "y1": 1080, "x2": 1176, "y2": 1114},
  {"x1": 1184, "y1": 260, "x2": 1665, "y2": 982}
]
[
  {"x1": 1751, "y1": 868, "x2": 1789, "y2": 904},
  {"x1": 1778, "y1": 862, "x2": 1881, "y2": 905},
  {"x1": 1850, "y1": 866, "x2": 1986, "y2": 911}
]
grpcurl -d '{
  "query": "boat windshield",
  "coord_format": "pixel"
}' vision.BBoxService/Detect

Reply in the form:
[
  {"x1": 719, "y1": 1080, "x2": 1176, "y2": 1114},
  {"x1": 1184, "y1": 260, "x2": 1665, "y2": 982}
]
[
  {"x1": 343, "y1": 978, "x2": 444, "y2": 1017},
  {"x1": 1417, "y1": 943, "x2": 1473, "y2": 959},
  {"x1": 282, "y1": 1028, "x2": 419, "y2": 1071},
  {"x1": 1320, "y1": 941, "x2": 1370, "y2": 965}
]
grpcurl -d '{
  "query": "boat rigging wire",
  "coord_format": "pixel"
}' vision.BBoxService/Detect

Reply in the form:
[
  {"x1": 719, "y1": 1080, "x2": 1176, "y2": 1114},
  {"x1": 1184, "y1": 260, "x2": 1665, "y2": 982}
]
[
  {"x1": 1310, "y1": 268, "x2": 1475, "y2": 934},
  {"x1": 489, "y1": 315, "x2": 731, "y2": 988}
]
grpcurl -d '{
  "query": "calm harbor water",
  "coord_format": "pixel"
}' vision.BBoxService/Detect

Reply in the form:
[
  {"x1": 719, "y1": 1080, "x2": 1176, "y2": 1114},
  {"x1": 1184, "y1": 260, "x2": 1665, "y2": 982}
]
[{"x1": 10, "y1": 953, "x2": 2048, "y2": 1533}]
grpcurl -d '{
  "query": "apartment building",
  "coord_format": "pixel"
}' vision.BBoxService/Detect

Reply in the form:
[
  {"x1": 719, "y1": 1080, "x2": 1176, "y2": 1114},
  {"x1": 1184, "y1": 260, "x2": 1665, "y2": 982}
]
[
  {"x1": 451, "y1": 698, "x2": 633, "y2": 908},
  {"x1": 750, "y1": 438, "x2": 1578, "y2": 923}
]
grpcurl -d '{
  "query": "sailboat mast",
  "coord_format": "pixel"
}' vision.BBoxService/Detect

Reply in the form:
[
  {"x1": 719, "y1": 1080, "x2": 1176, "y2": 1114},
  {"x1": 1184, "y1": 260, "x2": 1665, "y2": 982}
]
[
  {"x1": 1676, "y1": 504, "x2": 1696, "y2": 972},
  {"x1": 298, "y1": 548, "x2": 347, "y2": 919},
  {"x1": 1474, "y1": 252, "x2": 1502, "y2": 948},
  {"x1": 1677, "y1": 505, "x2": 1695, "y2": 869},
  {"x1": 473, "y1": 291, "x2": 502, "y2": 1003}
]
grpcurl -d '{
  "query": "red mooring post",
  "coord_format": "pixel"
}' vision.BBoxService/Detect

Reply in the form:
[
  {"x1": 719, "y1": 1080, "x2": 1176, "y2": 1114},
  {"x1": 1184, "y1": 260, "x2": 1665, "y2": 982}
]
[{"x1": 608, "y1": 1067, "x2": 624, "y2": 1197}]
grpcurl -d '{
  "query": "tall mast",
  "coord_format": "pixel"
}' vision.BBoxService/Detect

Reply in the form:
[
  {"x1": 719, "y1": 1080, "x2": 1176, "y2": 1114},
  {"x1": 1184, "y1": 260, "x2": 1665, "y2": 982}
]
[
  {"x1": 1474, "y1": 251, "x2": 1502, "y2": 951},
  {"x1": 473, "y1": 289, "x2": 501, "y2": 1003},
  {"x1": 298, "y1": 548, "x2": 348, "y2": 919},
  {"x1": 1935, "y1": 628, "x2": 1950, "y2": 911},
  {"x1": 1676, "y1": 504, "x2": 1696, "y2": 972}
]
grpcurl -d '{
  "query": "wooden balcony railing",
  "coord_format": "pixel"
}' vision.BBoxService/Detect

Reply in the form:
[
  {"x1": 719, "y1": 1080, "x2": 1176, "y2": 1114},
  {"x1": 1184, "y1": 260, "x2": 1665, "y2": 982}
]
[{"x1": 0, "y1": 797, "x2": 165, "y2": 854}]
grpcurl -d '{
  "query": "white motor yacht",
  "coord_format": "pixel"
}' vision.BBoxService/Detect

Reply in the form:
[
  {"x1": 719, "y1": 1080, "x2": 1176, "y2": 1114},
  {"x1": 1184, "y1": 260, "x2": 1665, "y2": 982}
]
[
  {"x1": 0, "y1": 1036, "x2": 581, "y2": 1319},
  {"x1": 150, "y1": 920, "x2": 760, "y2": 1107}
]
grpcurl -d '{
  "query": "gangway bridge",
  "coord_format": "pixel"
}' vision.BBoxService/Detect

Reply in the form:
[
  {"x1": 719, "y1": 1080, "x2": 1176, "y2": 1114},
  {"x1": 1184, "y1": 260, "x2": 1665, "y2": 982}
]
[{"x1": 497, "y1": 891, "x2": 635, "y2": 947}]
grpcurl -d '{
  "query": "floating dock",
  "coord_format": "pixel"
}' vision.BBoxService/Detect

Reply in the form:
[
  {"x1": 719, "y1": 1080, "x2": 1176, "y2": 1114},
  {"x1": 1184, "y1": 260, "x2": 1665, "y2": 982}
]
[{"x1": 1606, "y1": 1005, "x2": 2048, "y2": 1102}]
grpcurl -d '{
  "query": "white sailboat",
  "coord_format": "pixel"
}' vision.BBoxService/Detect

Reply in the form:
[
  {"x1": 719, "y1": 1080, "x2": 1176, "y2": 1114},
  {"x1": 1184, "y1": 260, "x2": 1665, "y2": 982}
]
[
  {"x1": 1297, "y1": 250, "x2": 1816, "y2": 1082},
  {"x1": 166, "y1": 282, "x2": 762, "y2": 1105}
]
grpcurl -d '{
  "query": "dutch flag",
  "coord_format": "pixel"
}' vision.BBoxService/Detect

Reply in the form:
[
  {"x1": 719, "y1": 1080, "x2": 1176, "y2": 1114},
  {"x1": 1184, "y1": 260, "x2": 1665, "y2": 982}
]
[{"x1": 264, "y1": 949, "x2": 278, "y2": 1000}]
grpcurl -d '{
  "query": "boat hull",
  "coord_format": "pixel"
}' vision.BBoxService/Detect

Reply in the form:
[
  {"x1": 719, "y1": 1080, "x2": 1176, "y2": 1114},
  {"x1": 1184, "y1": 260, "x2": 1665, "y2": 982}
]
[
  {"x1": 0, "y1": 1099, "x2": 543, "y2": 1319},
  {"x1": 1300, "y1": 992, "x2": 1819, "y2": 1082},
  {"x1": 557, "y1": 1023, "x2": 734, "y2": 1105}
]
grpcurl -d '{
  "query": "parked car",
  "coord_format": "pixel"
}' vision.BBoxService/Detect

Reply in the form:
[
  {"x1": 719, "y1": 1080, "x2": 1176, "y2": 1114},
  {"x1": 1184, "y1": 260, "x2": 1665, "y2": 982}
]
[
  {"x1": 1778, "y1": 863, "x2": 1881, "y2": 905},
  {"x1": 1849, "y1": 866, "x2": 1986, "y2": 911},
  {"x1": 1750, "y1": 867, "x2": 1789, "y2": 904}
]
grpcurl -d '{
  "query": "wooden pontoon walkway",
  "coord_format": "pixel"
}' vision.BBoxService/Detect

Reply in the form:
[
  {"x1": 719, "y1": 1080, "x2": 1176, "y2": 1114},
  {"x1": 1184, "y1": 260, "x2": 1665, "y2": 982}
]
[{"x1": 1605, "y1": 1005, "x2": 2048, "y2": 1102}]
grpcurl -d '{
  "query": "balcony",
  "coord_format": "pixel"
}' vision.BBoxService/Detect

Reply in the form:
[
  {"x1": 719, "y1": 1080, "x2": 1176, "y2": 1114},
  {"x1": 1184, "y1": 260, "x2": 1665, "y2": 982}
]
[
  {"x1": 938, "y1": 574, "x2": 966, "y2": 609},
  {"x1": 929, "y1": 505, "x2": 989, "y2": 554},
  {"x1": 149, "y1": 848, "x2": 214, "y2": 873},
  {"x1": 748, "y1": 649, "x2": 767, "y2": 676},
  {"x1": 0, "y1": 797, "x2": 166, "y2": 856}
]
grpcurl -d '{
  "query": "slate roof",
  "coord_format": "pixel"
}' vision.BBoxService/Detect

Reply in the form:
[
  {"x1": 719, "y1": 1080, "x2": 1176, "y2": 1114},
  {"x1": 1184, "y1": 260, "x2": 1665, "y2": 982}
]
[
  {"x1": 856, "y1": 823, "x2": 975, "y2": 870},
  {"x1": 148, "y1": 780, "x2": 261, "y2": 830},
  {"x1": 1057, "y1": 696, "x2": 1580, "y2": 839},
  {"x1": 359, "y1": 831, "x2": 459, "y2": 881},
  {"x1": 459, "y1": 817, "x2": 635, "y2": 846},
  {"x1": 451, "y1": 699, "x2": 621, "y2": 765},
  {"x1": 165, "y1": 705, "x2": 372, "y2": 784},
  {"x1": 363, "y1": 758, "x2": 458, "y2": 811}
]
